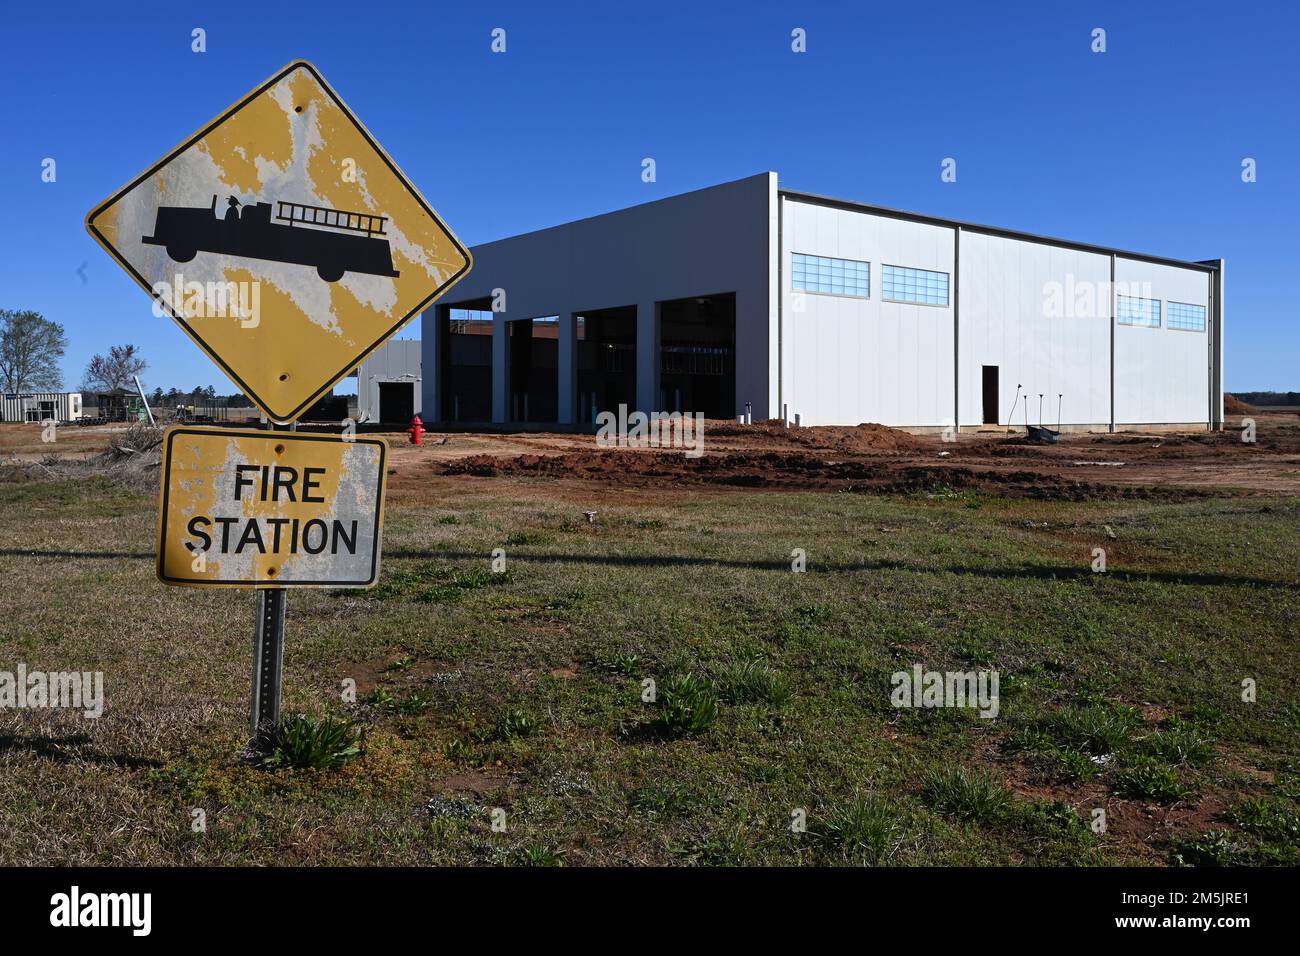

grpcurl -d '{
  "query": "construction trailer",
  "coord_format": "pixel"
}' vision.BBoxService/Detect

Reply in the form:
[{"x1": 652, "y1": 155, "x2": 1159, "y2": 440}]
[
  {"x1": 84, "y1": 388, "x2": 146, "y2": 423},
  {"x1": 420, "y1": 173, "x2": 1224, "y2": 432},
  {"x1": 0, "y1": 392, "x2": 84, "y2": 423}
]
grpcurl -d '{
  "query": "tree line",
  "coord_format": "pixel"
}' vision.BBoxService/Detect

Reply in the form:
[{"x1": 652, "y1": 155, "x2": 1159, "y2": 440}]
[{"x1": 0, "y1": 308, "x2": 236, "y2": 400}]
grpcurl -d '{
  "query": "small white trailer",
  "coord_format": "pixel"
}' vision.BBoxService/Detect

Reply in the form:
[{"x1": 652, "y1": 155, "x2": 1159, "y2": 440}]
[{"x1": 0, "y1": 392, "x2": 84, "y2": 423}]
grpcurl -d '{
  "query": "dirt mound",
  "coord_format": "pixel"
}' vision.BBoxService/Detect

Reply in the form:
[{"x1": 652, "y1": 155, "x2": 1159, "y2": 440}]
[
  {"x1": 1224, "y1": 393, "x2": 1256, "y2": 415},
  {"x1": 441, "y1": 449, "x2": 1189, "y2": 500},
  {"x1": 706, "y1": 419, "x2": 922, "y2": 453}
]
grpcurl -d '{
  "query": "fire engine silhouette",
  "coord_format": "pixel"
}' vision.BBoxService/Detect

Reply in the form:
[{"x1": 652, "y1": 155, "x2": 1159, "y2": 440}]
[{"x1": 142, "y1": 195, "x2": 400, "y2": 283}]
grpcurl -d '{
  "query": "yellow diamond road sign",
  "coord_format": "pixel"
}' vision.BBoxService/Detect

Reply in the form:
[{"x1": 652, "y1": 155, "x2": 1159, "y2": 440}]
[
  {"x1": 158, "y1": 427, "x2": 387, "y2": 587},
  {"x1": 87, "y1": 60, "x2": 471, "y2": 422}
]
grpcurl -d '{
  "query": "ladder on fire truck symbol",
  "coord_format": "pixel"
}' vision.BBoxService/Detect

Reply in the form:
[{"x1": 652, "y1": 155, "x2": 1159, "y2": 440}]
[{"x1": 276, "y1": 200, "x2": 389, "y2": 238}]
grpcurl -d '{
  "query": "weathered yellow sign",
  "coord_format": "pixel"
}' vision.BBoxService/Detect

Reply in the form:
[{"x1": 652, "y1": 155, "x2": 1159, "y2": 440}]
[
  {"x1": 158, "y1": 427, "x2": 387, "y2": 587},
  {"x1": 87, "y1": 60, "x2": 470, "y2": 422}
]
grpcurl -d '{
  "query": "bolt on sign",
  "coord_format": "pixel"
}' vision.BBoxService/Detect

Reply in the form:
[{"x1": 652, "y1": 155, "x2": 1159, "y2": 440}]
[
  {"x1": 158, "y1": 428, "x2": 387, "y2": 587},
  {"x1": 86, "y1": 60, "x2": 471, "y2": 423}
]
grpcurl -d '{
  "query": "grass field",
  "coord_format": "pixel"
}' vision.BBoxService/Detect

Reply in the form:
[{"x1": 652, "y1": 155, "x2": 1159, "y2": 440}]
[{"x1": 1, "y1": 472, "x2": 1298, "y2": 866}]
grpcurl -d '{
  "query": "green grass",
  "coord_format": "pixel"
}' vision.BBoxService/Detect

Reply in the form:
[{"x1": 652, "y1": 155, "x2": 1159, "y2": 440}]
[
  {"x1": 715, "y1": 659, "x2": 793, "y2": 708},
  {"x1": 808, "y1": 793, "x2": 901, "y2": 864},
  {"x1": 0, "y1": 474, "x2": 1297, "y2": 865},
  {"x1": 922, "y1": 766, "x2": 1015, "y2": 823}
]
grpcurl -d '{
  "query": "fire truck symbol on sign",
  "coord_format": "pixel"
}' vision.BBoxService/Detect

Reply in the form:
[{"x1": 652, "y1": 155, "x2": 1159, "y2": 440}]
[
  {"x1": 143, "y1": 195, "x2": 401, "y2": 283},
  {"x1": 85, "y1": 59, "x2": 471, "y2": 423}
]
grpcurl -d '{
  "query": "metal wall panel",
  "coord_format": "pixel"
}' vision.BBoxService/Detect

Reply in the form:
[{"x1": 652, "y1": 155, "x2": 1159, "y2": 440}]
[
  {"x1": 780, "y1": 197, "x2": 955, "y2": 427},
  {"x1": 957, "y1": 233, "x2": 1112, "y2": 428},
  {"x1": 1113, "y1": 258, "x2": 1211, "y2": 425}
]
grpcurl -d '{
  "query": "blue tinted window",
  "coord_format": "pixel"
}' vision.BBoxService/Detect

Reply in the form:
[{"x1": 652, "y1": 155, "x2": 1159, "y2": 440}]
[
  {"x1": 1166, "y1": 301, "x2": 1206, "y2": 332},
  {"x1": 792, "y1": 253, "x2": 870, "y2": 298},
  {"x1": 882, "y1": 265, "x2": 949, "y2": 306},
  {"x1": 1117, "y1": 295, "x2": 1161, "y2": 328}
]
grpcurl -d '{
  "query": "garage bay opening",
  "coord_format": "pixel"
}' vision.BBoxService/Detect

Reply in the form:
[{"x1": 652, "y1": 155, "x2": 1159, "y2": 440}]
[
  {"x1": 575, "y1": 306, "x2": 637, "y2": 428},
  {"x1": 508, "y1": 316, "x2": 559, "y2": 424},
  {"x1": 439, "y1": 299, "x2": 494, "y2": 423},
  {"x1": 659, "y1": 293, "x2": 735, "y2": 420}
]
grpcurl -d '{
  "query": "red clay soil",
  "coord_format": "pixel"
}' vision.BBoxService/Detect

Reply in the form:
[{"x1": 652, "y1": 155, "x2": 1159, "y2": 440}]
[
  {"x1": 706, "y1": 419, "x2": 925, "y2": 453},
  {"x1": 431, "y1": 413, "x2": 1300, "y2": 499},
  {"x1": 1223, "y1": 393, "x2": 1256, "y2": 415},
  {"x1": 441, "y1": 450, "x2": 1192, "y2": 500}
]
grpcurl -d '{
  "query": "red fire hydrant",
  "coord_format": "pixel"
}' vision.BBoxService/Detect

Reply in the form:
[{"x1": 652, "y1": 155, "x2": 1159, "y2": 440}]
[{"x1": 408, "y1": 415, "x2": 425, "y2": 445}]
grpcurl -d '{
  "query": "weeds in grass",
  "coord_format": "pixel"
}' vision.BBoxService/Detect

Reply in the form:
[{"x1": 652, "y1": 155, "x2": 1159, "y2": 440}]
[
  {"x1": 395, "y1": 691, "x2": 431, "y2": 715},
  {"x1": 1227, "y1": 797, "x2": 1300, "y2": 844},
  {"x1": 1005, "y1": 727, "x2": 1101, "y2": 783},
  {"x1": 715, "y1": 659, "x2": 792, "y2": 708},
  {"x1": 1171, "y1": 830, "x2": 1253, "y2": 866},
  {"x1": 671, "y1": 828, "x2": 751, "y2": 865},
  {"x1": 922, "y1": 766, "x2": 1014, "y2": 823},
  {"x1": 647, "y1": 672, "x2": 719, "y2": 739},
  {"x1": 515, "y1": 844, "x2": 565, "y2": 866},
  {"x1": 505, "y1": 530, "x2": 550, "y2": 546},
  {"x1": 367, "y1": 688, "x2": 430, "y2": 715},
  {"x1": 792, "y1": 604, "x2": 829, "y2": 625},
  {"x1": 418, "y1": 568, "x2": 503, "y2": 603},
  {"x1": 496, "y1": 707, "x2": 540, "y2": 740},
  {"x1": 1046, "y1": 747, "x2": 1102, "y2": 783},
  {"x1": 1137, "y1": 725, "x2": 1217, "y2": 767},
  {"x1": 261, "y1": 715, "x2": 362, "y2": 770},
  {"x1": 599, "y1": 651, "x2": 642, "y2": 677},
  {"x1": 1043, "y1": 703, "x2": 1141, "y2": 756},
  {"x1": 357, "y1": 563, "x2": 507, "y2": 603},
  {"x1": 437, "y1": 514, "x2": 460, "y2": 525},
  {"x1": 443, "y1": 738, "x2": 475, "y2": 764},
  {"x1": 953, "y1": 641, "x2": 994, "y2": 666},
  {"x1": 1114, "y1": 757, "x2": 1193, "y2": 804},
  {"x1": 809, "y1": 793, "x2": 901, "y2": 864},
  {"x1": 629, "y1": 781, "x2": 698, "y2": 819},
  {"x1": 1015, "y1": 798, "x2": 1089, "y2": 838},
  {"x1": 1172, "y1": 799, "x2": 1300, "y2": 865}
]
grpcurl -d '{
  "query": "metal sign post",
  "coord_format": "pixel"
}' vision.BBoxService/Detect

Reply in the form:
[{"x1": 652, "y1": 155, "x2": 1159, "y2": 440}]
[
  {"x1": 251, "y1": 419, "x2": 289, "y2": 750},
  {"x1": 250, "y1": 586, "x2": 286, "y2": 747}
]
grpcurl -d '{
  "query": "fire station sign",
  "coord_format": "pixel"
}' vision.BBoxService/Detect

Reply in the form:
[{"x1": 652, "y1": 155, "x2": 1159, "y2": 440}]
[
  {"x1": 86, "y1": 60, "x2": 471, "y2": 422},
  {"x1": 158, "y1": 427, "x2": 387, "y2": 587}
]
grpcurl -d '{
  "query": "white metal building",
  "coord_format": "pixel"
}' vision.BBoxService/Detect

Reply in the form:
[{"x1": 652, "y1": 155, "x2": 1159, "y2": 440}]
[
  {"x1": 420, "y1": 173, "x2": 1224, "y2": 431},
  {"x1": 353, "y1": 338, "x2": 421, "y2": 423}
]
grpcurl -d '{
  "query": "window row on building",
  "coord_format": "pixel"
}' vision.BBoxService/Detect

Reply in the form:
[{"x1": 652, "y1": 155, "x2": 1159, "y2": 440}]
[
  {"x1": 1119, "y1": 296, "x2": 1207, "y2": 332},
  {"x1": 792, "y1": 255, "x2": 1206, "y2": 332},
  {"x1": 791, "y1": 253, "x2": 949, "y2": 306}
]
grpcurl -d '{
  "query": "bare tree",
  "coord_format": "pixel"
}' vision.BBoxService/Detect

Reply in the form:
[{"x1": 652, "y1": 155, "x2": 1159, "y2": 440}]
[
  {"x1": 0, "y1": 309, "x2": 68, "y2": 394},
  {"x1": 83, "y1": 344, "x2": 148, "y2": 392}
]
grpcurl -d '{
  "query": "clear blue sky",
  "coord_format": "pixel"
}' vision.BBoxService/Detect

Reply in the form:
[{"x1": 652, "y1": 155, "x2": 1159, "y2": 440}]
[{"x1": 2, "y1": 0, "x2": 1296, "y2": 393}]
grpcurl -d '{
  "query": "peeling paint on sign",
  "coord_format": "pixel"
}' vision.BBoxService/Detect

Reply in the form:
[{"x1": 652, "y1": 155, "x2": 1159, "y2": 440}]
[
  {"x1": 158, "y1": 427, "x2": 387, "y2": 587},
  {"x1": 87, "y1": 60, "x2": 471, "y2": 422}
]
